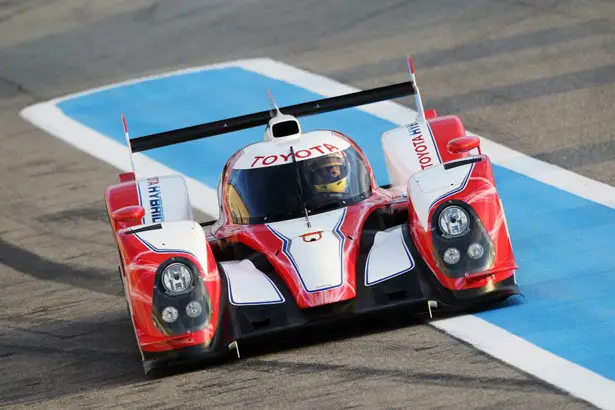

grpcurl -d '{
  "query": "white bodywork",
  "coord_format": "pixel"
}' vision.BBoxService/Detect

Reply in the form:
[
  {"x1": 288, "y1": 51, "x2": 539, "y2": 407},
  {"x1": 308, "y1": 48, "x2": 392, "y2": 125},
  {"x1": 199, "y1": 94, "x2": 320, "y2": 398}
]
[
  {"x1": 408, "y1": 161, "x2": 474, "y2": 230},
  {"x1": 233, "y1": 130, "x2": 351, "y2": 169},
  {"x1": 365, "y1": 225, "x2": 415, "y2": 286},
  {"x1": 136, "y1": 174, "x2": 193, "y2": 224},
  {"x1": 133, "y1": 220, "x2": 210, "y2": 273},
  {"x1": 381, "y1": 118, "x2": 476, "y2": 231},
  {"x1": 266, "y1": 208, "x2": 346, "y2": 293},
  {"x1": 264, "y1": 114, "x2": 302, "y2": 141},
  {"x1": 221, "y1": 260, "x2": 285, "y2": 306},
  {"x1": 382, "y1": 120, "x2": 442, "y2": 188}
]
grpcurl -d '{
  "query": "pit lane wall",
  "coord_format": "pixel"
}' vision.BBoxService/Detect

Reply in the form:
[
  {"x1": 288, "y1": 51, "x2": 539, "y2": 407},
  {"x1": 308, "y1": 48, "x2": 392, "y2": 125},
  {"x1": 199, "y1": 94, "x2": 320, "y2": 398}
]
[{"x1": 20, "y1": 59, "x2": 615, "y2": 409}]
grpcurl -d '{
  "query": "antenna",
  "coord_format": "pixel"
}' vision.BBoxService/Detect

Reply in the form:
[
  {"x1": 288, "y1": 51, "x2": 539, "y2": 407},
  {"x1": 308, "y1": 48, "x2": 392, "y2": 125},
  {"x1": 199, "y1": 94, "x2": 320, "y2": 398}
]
[
  {"x1": 121, "y1": 113, "x2": 137, "y2": 174},
  {"x1": 289, "y1": 146, "x2": 311, "y2": 228},
  {"x1": 407, "y1": 56, "x2": 426, "y2": 121},
  {"x1": 266, "y1": 88, "x2": 282, "y2": 117}
]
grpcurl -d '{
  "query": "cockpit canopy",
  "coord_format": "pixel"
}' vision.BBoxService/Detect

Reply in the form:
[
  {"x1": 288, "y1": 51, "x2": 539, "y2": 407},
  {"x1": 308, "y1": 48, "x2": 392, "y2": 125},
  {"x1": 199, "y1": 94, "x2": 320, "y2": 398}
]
[{"x1": 223, "y1": 132, "x2": 373, "y2": 224}]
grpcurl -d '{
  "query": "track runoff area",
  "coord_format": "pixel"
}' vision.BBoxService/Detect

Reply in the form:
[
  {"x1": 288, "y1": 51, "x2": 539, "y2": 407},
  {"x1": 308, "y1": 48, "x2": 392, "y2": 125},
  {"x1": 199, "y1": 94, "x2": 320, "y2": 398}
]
[{"x1": 21, "y1": 58, "x2": 615, "y2": 409}]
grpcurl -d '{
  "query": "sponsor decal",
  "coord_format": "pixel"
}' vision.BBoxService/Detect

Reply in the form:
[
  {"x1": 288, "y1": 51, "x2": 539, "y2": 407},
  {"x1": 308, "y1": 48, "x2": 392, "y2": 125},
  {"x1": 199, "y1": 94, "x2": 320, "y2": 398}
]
[
  {"x1": 300, "y1": 231, "x2": 324, "y2": 242},
  {"x1": 147, "y1": 177, "x2": 165, "y2": 222},
  {"x1": 251, "y1": 143, "x2": 340, "y2": 168},
  {"x1": 407, "y1": 122, "x2": 435, "y2": 170}
]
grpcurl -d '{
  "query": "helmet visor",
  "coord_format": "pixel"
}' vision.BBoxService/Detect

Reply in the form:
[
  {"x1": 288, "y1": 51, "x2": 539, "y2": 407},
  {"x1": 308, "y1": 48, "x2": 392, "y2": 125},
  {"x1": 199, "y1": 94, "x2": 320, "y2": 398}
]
[{"x1": 312, "y1": 164, "x2": 348, "y2": 185}]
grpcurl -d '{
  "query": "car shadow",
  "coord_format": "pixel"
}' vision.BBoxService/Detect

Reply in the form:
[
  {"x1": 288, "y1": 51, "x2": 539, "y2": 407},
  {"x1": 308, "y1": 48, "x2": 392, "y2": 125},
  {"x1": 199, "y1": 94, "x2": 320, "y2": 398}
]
[
  {"x1": 156, "y1": 306, "x2": 431, "y2": 378},
  {"x1": 0, "y1": 309, "x2": 144, "y2": 406}
]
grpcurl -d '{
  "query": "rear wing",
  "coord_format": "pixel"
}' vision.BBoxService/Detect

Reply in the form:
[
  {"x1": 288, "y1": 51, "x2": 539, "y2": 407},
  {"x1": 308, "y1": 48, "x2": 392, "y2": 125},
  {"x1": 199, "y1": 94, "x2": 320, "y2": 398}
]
[
  {"x1": 123, "y1": 57, "x2": 426, "y2": 176},
  {"x1": 130, "y1": 81, "x2": 417, "y2": 154}
]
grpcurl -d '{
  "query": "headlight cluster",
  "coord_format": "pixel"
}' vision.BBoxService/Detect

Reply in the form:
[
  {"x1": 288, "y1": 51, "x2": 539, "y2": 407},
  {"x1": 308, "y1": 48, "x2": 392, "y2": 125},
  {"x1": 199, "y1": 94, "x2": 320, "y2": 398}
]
[
  {"x1": 154, "y1": 260, "x2": 209, "y2": 329},
  {"x1": 432, "y1": 202, "x2": 495, "y2": 276}
]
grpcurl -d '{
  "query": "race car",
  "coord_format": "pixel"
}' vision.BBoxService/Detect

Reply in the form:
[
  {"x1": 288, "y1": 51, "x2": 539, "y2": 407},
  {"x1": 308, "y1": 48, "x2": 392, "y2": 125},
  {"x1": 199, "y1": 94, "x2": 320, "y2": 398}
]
[{"x1": 105, "y1": 58, "x2": 519, "y2": 375}]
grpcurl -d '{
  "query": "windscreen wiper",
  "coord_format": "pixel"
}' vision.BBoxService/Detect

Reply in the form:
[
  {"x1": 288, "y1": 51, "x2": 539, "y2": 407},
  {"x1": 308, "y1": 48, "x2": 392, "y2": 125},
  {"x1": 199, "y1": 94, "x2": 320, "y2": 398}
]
[{"x1": 289, "y1": 146, "x2": 312, "y2": 228}]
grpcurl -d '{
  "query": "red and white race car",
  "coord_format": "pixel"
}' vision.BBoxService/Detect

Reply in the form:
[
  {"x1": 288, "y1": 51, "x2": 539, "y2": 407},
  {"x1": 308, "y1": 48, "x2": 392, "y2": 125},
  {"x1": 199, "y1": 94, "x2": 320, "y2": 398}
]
[{"x1": 105, "y1": 59, "x2": 519, "y2": 374}]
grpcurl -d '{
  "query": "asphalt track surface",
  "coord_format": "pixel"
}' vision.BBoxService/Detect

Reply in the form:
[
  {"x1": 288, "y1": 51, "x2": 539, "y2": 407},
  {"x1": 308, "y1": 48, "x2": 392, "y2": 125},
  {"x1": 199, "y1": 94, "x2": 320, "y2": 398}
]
[{"x1": 1, "y1": 0, "x2": 614, "y2": 408}]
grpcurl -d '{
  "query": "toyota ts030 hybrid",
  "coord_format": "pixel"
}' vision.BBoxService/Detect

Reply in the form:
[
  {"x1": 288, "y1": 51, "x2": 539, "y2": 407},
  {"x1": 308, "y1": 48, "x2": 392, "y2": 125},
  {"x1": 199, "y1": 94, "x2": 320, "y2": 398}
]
[{"x1": 105, "y1": 58, "x2": 519, "y2": 374}]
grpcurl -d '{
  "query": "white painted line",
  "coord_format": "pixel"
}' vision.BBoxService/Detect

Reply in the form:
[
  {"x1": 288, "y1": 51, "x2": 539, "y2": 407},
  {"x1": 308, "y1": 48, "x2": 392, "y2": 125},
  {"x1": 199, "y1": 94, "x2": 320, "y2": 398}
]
[
  {"x1": 19, "y1": 57, "x2": 615, "y2": 409},
  {"x1": 431, "y1": 316, "x2": 615, "y2": 410},
  {"x1": 21, "y1": 57, "x2": 615, "y2": 211},
  {"x1": 34, "y1": 60, "x2": 245, "y2": 103},
  {"x1": 242, "y1": 58, "x2": 615, "y2": 209},
  {"x1": 20, "y1": 103, "x2": 219, "y2": 217}
]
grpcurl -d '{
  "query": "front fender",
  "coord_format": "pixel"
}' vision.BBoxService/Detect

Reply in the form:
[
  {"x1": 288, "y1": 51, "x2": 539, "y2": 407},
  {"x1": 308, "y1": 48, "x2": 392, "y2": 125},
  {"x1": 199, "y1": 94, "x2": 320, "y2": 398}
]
[
  {"x1": 406, "y1": 156, "x2": 517, "y2": 291},
  {"x1": 117, "y1": 221, "x2": 222, "y2": 354}
]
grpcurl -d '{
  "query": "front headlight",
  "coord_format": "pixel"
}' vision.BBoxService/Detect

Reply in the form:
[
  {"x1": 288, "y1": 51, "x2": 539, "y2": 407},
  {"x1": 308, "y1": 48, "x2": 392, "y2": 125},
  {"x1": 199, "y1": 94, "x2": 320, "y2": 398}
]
[
  {"x1": 185, "y1": 301, "x2": 203, "y2": 318},
  {"x1": 438, "y1": 205, "x2": 470, "y2": 237},
  {"x1": 443, "y1": 248, "x2": 461, "y2": 264},
  {"x1": 161, "y1": 263, "x2": 193, "y2": 294},
  {"x1": 161, "y1": 306, "x2": 179, "y2": 323},
  {"x1": 467, "y1": 242, "x2": 484, "y2": 259}
]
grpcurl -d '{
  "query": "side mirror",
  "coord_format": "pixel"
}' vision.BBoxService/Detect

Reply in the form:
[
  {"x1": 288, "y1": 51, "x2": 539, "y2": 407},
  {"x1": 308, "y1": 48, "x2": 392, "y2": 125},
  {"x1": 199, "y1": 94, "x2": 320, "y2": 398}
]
[
  {"x1": 447, "y1": 136, "x2": 481, "y2": 154},
  {"x1": 118, "y1": 172, "x2": 135, "y2": 183},
  {"x1": 112, "y1": 205, "x2": 145, "y2": 222},
  {"x1": 424, "y1": 109, "x2": 438, "y2": 120}
]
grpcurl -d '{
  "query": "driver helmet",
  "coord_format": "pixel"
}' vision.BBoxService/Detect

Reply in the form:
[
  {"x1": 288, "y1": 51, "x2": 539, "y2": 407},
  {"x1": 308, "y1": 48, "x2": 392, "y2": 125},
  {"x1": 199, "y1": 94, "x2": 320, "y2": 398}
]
[{"x1": 306, "y1": 152, "x2": 349, "y2": 193}]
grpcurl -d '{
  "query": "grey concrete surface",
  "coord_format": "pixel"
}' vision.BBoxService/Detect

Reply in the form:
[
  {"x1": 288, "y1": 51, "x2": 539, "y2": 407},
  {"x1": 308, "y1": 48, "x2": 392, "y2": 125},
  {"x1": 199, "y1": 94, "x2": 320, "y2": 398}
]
[{"x1": 2, "y1": 0, "x2": 614, "y2": 408}]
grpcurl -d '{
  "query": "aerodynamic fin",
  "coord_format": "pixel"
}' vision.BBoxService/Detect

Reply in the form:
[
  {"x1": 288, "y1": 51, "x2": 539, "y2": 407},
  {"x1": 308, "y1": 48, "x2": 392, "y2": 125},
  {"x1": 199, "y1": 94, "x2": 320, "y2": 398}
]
[
  {"x1": 266, "y1": 88, "x2": 282, "y2": 117},
  {"x1": 407, "y1": 56, "x2": 426, "y2": 122},
  {"x1": 121, "y1": 113, "x2": 138, "y2": 176}
]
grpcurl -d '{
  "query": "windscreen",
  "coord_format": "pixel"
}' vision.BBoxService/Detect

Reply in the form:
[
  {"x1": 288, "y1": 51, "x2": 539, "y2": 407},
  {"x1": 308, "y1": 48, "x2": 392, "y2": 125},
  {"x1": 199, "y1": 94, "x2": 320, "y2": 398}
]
[{"x1": 226, "y1": 146, "x2": 372, "y2": 224}]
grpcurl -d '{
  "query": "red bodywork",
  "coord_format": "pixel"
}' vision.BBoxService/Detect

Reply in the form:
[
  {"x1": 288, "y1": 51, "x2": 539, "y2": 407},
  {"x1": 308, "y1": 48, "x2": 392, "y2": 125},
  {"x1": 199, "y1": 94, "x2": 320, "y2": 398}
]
[
  {"x1": 105, "y1": 113, "x2": 517, "y2": 358},
  {"x1": 407, "y1": 155, "x2": 517, "y2": 290},
  {"x1": 106, "y1": 182, "x2": 222, "y2": 355}
]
